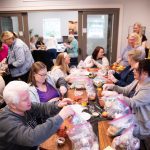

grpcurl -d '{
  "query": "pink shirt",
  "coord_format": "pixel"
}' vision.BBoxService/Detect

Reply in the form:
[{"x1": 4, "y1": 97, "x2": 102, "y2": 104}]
[{"x1": 0, "y1": 44, "x2": 8, "y2": 62}]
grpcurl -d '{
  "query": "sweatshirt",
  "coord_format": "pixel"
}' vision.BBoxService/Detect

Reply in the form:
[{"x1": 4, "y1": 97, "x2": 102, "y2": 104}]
[{"x1": 0, "y1": 102, "x2": 63, "y2": 150}]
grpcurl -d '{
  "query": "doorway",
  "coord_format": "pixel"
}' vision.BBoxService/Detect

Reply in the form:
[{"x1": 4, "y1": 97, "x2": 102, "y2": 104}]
[
  {"x1": 0, "y1": 12, "x2": 29, "y2": 46},
  {"x1": 78, "y1": 9, "x2": 119, "y2": 64}
]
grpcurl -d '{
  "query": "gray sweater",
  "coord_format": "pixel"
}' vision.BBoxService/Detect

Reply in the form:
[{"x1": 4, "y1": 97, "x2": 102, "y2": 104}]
[
  {"x1": 8, "y1": 38, "x2": 34, "y2": 77},
  {"x1": 0, "y1": 102, "x2": 63, "y2": 150},
  {"x1": 113, "y1": 78, "x2": 150, "y2": 139}
]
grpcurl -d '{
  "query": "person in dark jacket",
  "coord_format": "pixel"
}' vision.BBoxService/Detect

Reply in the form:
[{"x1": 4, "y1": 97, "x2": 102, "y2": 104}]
[
  {"x1": 0, "y1": 80, "x2": 74, "y2": 150},
  {"x1": 108, "y1": 49, "x2": 144, "y2": 86}
]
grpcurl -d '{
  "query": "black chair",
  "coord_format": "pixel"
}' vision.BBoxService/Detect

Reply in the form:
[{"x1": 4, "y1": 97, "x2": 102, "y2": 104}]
[
  {"x1": 47, "y1": 49, "x2": 57, "y2": 59},
  {"x1": 32, "y1": 50, "x2": 54, "y2": 71}
]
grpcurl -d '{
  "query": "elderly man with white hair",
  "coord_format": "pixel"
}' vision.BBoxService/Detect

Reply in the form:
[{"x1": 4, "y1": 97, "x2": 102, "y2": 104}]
[{"x1": 0, "y1": 80, "x2": 74, "y2": 150}]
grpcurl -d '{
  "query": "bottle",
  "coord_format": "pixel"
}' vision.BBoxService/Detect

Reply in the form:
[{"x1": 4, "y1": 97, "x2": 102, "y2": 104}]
[{"x1": 97, "y1": 87, "x2": 102, "y2": 97}]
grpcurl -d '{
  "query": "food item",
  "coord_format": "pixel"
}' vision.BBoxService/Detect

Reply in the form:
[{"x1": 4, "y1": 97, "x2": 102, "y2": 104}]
[
  {"x1": 92, "y1": 112, "x2": 99, "y2": 117},
  {"x1": 57, "y1": 125, "x2": 67, "y2": 137},
  {"x1": 88, "y1": 73, "x2": 97, "y2": 79},
  {"x1": 98, "y1": 99, "x2": 105, "y2": 107},
  {"x1": 104, "y1": 146, "x2": 115, "y2": 150},
  {"x1": 101, "y1": 111, "x2": 108, "y2": 117},
  {"x1": 107, "y1": 125, "x2": 120, "y2": 137},
  {"x1": 97, "y1": 87, "x2": 103, "y2": 97}
]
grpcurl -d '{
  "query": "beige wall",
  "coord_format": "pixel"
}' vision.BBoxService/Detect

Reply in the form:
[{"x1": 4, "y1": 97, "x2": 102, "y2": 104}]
[{"x1": 0, "y1": 0, "x2": 150, "y2": 56}]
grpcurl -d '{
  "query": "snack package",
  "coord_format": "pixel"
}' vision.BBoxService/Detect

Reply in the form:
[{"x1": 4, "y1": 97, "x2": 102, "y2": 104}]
[
  {"x1": 103, "y1": 95, "x2": 131, "y2": 119},
  {"x1": 107, "y1": 114, "x2": 134, "y2": 137},
  {"x1": 111, "y1": 125, "x2": 140, "y2": 150},
  {"x1": 67, "y1": 112, "x2": 99, "y2": 150}
]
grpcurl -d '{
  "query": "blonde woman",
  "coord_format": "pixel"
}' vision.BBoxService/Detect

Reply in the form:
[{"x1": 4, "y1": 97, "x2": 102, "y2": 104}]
[
  {"x1": 133, "y1": 22, "x2": 147, "y2": 48},
  {"x1": 49, "y1": 52, "x2": 70, "y2": 83},
  {"x1": 116, "y1": 32, "x2": 145, "y2": 66}
]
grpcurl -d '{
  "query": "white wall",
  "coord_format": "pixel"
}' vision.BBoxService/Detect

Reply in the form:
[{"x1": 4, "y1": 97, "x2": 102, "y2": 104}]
[
  {"x1": 28, "y1": 11, "x2": 78, "y2": 38},
  {"x1": 0, "y1": 0, "x2": 150, "y2": 55}
]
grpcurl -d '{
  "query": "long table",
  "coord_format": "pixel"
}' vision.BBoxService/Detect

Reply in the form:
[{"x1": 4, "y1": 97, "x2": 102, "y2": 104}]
[
  {"x1": 39, "y1": 88, "x2": 113, "y2": 150},
  {"x1": 40, "y1": 68, "x2": 113, "y2": 150}
]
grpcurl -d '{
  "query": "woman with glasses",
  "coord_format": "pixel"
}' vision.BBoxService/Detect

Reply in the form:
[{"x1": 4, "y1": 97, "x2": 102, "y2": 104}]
[
  {"x1": 103, "y1": 59, "x2": 150, "y2": 149},
  {"x1": 83, "y1": 46, "x2": 109, "y2": 69},
  {"x1": 28, "y1": 61, "x2": 67, "y2": 103}
]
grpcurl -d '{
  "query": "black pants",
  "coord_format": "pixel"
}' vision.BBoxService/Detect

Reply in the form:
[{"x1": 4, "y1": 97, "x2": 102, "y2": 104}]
[
  {"x1": 12, "y1": 71, "x2": 30, "y2": 83},
  {"x1": 3, "y1": 71, "x2": 30, "y2": 84}
]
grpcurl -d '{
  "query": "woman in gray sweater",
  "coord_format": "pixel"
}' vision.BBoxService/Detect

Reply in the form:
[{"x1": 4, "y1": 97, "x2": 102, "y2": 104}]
[{"x1": 103, "y1": 59, "x2": 150, "y2": 149}]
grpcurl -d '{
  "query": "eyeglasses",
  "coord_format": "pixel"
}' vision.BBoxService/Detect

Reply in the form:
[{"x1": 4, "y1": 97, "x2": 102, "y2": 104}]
[{"x1": 37, "y1": 73, "x2": 47, "y2": 77}]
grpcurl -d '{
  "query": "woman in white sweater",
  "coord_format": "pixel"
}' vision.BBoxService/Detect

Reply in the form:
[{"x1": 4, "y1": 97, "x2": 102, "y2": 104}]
[
  {"x1": 84, "y1": 46, "x2": 109, "y2": 68},
  {"x1": 49, "y1": 52, "x2": 70, "y2": 83}
]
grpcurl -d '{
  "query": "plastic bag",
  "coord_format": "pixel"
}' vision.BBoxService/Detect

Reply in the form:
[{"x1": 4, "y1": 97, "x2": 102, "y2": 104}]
[
  {"x1": 107, "y1": 114, "x2": 134, "y2": 137},
  {"x1": 111, "y1": 125, "x2": 140, "y2": 150},
  {"x1": 103, "y1": 95, "x2": 131, "y2": 119},
  {"x1": 67, "y1": 113, "x2": 99, "y2": 150},
  {"x1": 77, "y1": 60, "x2": 86, "y2": 69}
]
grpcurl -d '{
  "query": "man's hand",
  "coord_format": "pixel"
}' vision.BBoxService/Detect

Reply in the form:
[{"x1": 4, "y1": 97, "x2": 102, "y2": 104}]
[
  {"x1": 58, "y1": 98, "x2": 73, "y2": 108},
  {"x1": 59, "y1": 86, "x2": 67, "y2": 97},
  {"x1": 59, "y1": 105, "x2": 75, "y2": 120}
]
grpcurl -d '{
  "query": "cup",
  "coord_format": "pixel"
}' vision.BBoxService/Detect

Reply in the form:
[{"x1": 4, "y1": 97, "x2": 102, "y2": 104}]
[{"x1": 56, "y1": 137, "x2": 65, "y2": 146}]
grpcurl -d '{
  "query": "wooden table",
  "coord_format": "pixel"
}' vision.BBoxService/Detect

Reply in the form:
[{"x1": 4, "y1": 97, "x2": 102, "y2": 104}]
[
  {"x1": 98, "y1": 121, "x2": 113, "y2": 150},
  {"x1": 39, "y1": 134, "x2": 72, "y2": 150},
  {"x1": 40, "y1": 85, "x2": 110, "y2": 150}
]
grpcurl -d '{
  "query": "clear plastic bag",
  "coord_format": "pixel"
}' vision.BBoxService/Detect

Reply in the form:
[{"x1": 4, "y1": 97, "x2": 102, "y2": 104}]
[
  {"x1": 107, "y1": 114, "x2": 135, "y2": 137},
  {"x1": 111, "y1": 125, "x2": 140, "y2": 150},
  {"x1": 103, "y1": 95, "x2": 131, "y2": 119},
  {"x1": 67, "y1": 113, "x2": 99, "y2": 150}
]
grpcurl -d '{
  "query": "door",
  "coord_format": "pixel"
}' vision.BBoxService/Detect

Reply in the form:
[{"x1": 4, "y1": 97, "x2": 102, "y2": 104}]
[
  {"x1": 78, "y1": 9, "x2": 119, "y2": 64},
  {"x1": 0, "y1": 12, "x2": 29, "y2": 46}
]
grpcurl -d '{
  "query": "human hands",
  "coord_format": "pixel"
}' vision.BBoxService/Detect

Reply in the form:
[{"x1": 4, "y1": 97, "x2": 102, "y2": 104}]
[
  {"x1": 59, "y1": 105, "x2": 75, "y2": 120},
  {"x1": 108, "y1": 74, "x2": 118, "y2": 83},
  {"x1": 101, "y1": 90, "x2": 118, "y2": 97},
  {"x1": 108, "y1": 70, "x2": 115, "y2": 75},
  {"x1": 59, "y1": 86, "x2": 67, "y2": 97},
  {"x1": 103, "y1": 83, "x2": 115, "y2": 91},
  {"x1": 58, "y1": 98, "x2": 73, "y2": 108}
]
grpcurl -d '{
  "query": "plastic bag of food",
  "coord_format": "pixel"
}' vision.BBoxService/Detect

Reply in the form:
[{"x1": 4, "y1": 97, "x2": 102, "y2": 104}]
[
  {"x1": 102, "y1": 95, "x2": 131, "y2": 119},
  {"x1": 111, "y1": 125, "x2": 140, "y2": 150},
  {"x1": 107, "y1": 114, "x2": 134, "y2": 137},
  {"x1": 67, "y1": 112, "x2": 99, "y2": 150}
]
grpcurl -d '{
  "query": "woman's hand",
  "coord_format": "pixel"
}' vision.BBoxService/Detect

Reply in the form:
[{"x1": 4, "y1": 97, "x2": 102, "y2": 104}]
[
  {"x1": 58, "y1": 98, "x2": 73, "y2": 108},
  {"x1": 101, "y1": 90, "x2": 118, "y2": 97},
  {"x1": 103, "y1": 83, "x2": 115, "y2": 91},
  {"x1": 108, "y1": 74, "x2": 118, "y2": 83}
]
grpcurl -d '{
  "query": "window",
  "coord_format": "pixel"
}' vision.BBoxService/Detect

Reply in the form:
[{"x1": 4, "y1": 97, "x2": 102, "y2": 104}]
[
  {"x1": 43, "y1": 18, "x2": 61, "y2": 38},
  {"x1": 87, "y1": 15, "x2": 107, "y2": 39}
]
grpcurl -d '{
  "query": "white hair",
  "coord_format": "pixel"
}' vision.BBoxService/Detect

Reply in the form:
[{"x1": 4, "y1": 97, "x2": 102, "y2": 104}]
[{"x1": 3, "y1": 81, "x2": 29, "y2": 104}]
